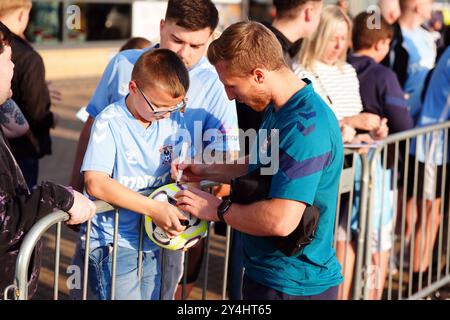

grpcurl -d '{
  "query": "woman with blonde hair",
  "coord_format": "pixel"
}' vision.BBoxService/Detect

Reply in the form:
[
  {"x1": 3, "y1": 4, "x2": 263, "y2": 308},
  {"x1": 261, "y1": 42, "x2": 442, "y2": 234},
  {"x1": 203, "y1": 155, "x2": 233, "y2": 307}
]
[{"x1": 294, "y1": 5, "x2": 384, "y2": 140}]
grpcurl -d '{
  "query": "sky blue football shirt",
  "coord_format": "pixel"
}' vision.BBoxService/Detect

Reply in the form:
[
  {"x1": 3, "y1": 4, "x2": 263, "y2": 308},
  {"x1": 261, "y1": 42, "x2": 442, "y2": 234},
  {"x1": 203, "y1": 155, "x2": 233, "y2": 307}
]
[
  {"x1": 86, "y1": 45, "x2": 239, "y2": 154},
  {"x1": 81, "y1": 97, "x2": 192, "y2": 251}
]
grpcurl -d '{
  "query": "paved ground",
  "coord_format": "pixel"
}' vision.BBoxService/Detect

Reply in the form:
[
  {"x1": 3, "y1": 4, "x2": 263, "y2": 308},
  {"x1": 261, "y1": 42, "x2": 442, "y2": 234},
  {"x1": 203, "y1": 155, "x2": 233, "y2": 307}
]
[{"x1": 33, "y1": 77, "x2": 227, "y2": 300}]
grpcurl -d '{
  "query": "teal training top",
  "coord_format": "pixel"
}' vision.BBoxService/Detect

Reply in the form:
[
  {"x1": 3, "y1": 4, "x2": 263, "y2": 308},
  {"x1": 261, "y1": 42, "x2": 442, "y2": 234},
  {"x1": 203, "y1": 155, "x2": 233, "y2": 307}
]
[{"x1": 244, "y1": 80, "x2": 344, "y2": 296}]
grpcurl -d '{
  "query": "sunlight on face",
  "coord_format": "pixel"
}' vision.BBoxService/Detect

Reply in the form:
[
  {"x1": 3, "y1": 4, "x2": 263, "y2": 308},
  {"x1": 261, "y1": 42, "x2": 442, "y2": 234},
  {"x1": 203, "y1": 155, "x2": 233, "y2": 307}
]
[
  {"x1": 131, "y1": 83, "x2": 184, "y2": 123},
  {"x1": 320, "y1": 21, "x2": 349, "y2": 66},
  {"x1": 215, "y1": 62, "x2": 271, "y2": 112},
  {"x1": 160, "y1": 20, "x2": 212, "y2": 69},
  {"x1": 417, "y1": 0, "x2": 433, "y2": 23}
]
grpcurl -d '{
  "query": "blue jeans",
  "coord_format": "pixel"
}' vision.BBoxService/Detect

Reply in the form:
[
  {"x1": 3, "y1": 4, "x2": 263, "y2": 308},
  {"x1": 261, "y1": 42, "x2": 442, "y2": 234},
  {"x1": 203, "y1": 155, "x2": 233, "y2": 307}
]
[
  {"x1": 70, "y1": 240, "x2": 182, "y2": 300},
  {"x1": 88, "y1": 244, "x2": 161, "y2": 300},
  {"x1": 159, "y1": 249, "x2": 183, "y2": 300}
]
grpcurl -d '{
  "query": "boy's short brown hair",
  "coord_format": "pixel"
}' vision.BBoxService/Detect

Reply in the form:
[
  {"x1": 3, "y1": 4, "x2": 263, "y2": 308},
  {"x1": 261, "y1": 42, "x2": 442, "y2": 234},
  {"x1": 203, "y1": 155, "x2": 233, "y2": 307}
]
[
  {"x1": 0, "y1": 0, "x2": 32, "y2": 17},
  {"x1": 165, "y1": 0, "x2": 218, "y2": 32},
  {"x1": 207, "y1": 21, "x2": 287, "y2": 77},
  {"x1": 132, "y1": 49, "x2": 189, "y2": 99},
  {"x1": 274, "y1": 0, "x2": 322, "y2": 19},
  {"x1": 352, "y1": 12, "x2": 393, "y2": 51}
]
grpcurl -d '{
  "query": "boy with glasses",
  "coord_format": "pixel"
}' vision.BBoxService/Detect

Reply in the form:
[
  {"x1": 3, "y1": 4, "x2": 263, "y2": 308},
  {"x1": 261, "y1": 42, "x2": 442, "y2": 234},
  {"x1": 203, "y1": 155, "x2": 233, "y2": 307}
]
[
  {"x1": 70, "y1": 1, "x2": 239, "y2": 299},
  {"x1": 80, "y1": 49, "x2": 192, "y2": 300},
  {"x1": 135, "y1": 85, "x2": 186, "y2": 117}
]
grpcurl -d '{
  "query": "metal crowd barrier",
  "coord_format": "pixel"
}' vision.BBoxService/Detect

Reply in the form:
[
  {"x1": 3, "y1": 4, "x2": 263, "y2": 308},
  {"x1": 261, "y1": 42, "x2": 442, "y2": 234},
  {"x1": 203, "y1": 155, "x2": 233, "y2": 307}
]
[
  {"x1": 5, "y1": 122, "x2": 450, "y2": 300},
  {"x1": 330, "y1": 121, "x2": 450, "y2": 300},
  {"x1": 332, "y1": 149, "x2": 369, "y2": 300},
  {"x1": 359, "y1": 122, "x2": 450, "y2": 300},
  {"x1": 4, "y1": 182, "x2": 220, "y2": 300}
]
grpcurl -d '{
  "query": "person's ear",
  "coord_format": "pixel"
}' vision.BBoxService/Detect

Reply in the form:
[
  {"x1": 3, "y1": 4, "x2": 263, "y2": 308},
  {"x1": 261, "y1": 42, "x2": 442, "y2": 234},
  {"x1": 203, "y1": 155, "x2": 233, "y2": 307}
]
[
  {"x1": 304, "y1": 6, "x2": 312, "y2": 23},
  {"x1": 252, "y1": 68, "x2": 265, "y2": 85},
  {"x1": 160, "y1": 19, "x2": 166, "y2": 33},
  {"x1": 129, "y1": 81, "x2": 137, "y2": 94},
  {"x1": 18, "y1": 9, "x2": 26, "y2": 23},
  {"x1": 374, "y1": 40, "x2": 382, "y2": 52},
  {"x1": 376, "y1": 39, "x2": 390, "y2": 52}
]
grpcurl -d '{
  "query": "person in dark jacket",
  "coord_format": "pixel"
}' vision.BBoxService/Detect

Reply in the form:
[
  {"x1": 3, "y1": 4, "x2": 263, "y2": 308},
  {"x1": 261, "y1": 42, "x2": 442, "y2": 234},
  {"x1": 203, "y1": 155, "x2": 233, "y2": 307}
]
[
  {"x1": 239, "y1": 0, "x2": 325, "y2": 141},
  {"x1": 264, "y1": 0, "x2": 323, "y2": 70},
  {"x1": 238, "y1": 0, "x2": 324, "y2": 151},
  {"x1": 0, "y1": 22, "x2": 96, "y2": 299},
  {"x1": 0, "y1": 1, "x2": 57, "y2": 188},
  {"x1": 349, "y1": 13, "x2": 413, "y2": 134},
  {"x1": 379, "y1": 0, "x2": 409, "y2": 88}
]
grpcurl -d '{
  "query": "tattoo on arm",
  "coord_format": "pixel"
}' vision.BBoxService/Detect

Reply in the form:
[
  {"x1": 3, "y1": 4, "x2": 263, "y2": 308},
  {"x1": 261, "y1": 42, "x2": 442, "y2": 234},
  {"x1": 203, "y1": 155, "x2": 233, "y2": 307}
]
[
  {"x1": 0, "y1": 112, "x2": 9, "y2": 125},
  {"x1": 0, "y1": 99, "x2": 29, "y2": 135},
  {"x1": 0, "y1": 99, "x2": 26, "y2": 124},
  {"x1": 14, "y1": 110, "x2": 26, "y2": 125},
  {"x1": 0, "y1": 99, "x2": 14, "y2": 125}
]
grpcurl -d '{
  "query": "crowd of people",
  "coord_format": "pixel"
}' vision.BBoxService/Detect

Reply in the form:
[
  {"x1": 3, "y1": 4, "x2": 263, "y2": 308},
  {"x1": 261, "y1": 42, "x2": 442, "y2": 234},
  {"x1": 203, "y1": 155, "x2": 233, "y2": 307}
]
[{"x1": 0, "y1": 0, "x2": 449, "y2": 300}]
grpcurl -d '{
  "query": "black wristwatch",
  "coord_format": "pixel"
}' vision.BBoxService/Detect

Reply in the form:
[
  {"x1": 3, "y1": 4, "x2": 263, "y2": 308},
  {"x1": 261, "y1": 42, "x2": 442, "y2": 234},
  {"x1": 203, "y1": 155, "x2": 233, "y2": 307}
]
[{"x1": 217, "y1": 199, "x2": 232, "y2": 223}]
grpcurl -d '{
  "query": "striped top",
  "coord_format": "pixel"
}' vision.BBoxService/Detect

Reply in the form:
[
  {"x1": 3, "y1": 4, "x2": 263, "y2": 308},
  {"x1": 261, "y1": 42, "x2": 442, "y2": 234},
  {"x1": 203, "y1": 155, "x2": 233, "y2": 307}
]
[{"x1": 293, "y1": 61, "x2": 363, "y2": 120}]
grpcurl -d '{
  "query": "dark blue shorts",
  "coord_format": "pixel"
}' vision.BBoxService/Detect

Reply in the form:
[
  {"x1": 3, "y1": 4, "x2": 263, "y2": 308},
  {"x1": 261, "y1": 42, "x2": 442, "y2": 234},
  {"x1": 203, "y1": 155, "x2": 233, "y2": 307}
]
[{"x1": 242, "y1": 274, "x2": 338, "y2": 300}]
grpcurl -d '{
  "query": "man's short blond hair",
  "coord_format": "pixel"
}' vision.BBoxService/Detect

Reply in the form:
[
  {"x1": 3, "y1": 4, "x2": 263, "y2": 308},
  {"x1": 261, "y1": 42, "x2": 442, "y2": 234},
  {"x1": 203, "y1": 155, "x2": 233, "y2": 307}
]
[
  {"x1": 207, "y1": 21, "x2": 288, "y2": 76},
  {"x1": 0, "y1": 0, "x2": 32, "y2": 16}
]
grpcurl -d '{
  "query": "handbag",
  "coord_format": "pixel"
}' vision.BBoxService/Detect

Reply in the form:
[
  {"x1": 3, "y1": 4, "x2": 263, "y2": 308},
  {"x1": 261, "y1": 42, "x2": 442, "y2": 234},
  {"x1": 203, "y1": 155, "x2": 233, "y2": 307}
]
[{"x1": 230, "y1": 166, "x2": 320, "y2": 256}]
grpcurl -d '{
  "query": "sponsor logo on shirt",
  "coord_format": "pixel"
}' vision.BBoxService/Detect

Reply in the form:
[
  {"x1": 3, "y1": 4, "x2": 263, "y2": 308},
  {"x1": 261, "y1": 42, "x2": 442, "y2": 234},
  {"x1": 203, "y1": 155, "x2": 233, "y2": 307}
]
[{"x1": 118, "y1": 172, "x2": 170, "y2": 190}]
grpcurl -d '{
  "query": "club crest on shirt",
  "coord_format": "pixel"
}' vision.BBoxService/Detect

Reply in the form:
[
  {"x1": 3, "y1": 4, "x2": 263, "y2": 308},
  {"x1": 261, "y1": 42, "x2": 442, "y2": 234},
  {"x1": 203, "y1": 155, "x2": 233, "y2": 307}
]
[{"x1": 159, "y1": 145, "x2": 173, "y2": 165}]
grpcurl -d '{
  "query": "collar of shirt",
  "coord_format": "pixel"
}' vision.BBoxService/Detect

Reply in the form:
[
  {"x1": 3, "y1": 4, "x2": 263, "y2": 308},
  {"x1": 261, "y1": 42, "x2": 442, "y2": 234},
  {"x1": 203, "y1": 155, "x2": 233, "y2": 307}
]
[
  {"x1": 267, "y1": 79, "x2": 314, "y2": 117},
  {"x1": 262, "y1": 22, "x2": 303, "y2": 59}
]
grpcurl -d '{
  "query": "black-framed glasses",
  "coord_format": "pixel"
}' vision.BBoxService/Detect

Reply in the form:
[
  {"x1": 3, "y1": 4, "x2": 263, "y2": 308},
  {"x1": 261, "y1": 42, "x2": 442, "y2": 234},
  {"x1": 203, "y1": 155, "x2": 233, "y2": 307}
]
[{"x1": 136, "y1": 84, "x2": 186, "y2": 116}]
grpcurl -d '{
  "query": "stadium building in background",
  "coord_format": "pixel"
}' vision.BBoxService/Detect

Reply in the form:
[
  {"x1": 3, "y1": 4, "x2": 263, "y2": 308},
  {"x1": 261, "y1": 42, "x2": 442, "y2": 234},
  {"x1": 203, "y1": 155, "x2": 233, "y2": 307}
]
[{"x1": 28, "y1": 0, "x2": 449, "y2": 79}]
